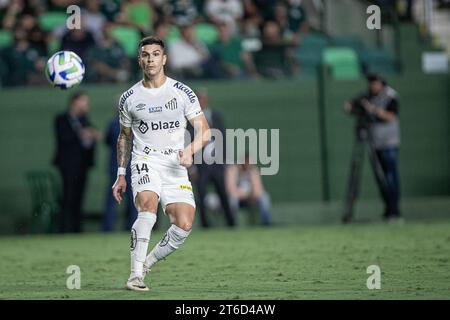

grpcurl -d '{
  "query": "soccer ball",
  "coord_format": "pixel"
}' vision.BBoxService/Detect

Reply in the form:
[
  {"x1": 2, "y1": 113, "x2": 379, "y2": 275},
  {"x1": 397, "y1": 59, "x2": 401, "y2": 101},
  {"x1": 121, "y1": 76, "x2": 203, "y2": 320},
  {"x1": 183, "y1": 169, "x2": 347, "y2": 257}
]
[{"x1": 45, "y1": 51, "x2": 85, "y2": 89}]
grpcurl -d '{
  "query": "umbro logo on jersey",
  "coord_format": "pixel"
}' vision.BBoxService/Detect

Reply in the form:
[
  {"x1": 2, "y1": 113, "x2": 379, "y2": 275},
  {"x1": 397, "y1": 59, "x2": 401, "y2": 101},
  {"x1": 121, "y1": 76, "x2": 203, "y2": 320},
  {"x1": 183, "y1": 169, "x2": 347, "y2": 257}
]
[
  {"x1": 138, "y1": 120, "x2": 149, "y2": 134},
  {"x1": 165, "y1": 98, "x2": 177, "y2": 110},
  {"x1": 136, "y1": 103, "x2": 146, "y2": 111},
  {"x1": 149, "y1": 106, "x2": 162, "y2": 113}
]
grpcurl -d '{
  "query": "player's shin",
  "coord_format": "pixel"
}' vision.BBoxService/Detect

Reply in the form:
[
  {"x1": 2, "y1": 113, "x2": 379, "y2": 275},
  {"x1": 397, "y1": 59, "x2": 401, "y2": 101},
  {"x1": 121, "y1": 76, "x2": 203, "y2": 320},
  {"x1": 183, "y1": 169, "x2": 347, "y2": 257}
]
[
  {"x1": 130, "y1": 212, "x2": 157, "y2": 279},
  {"x1": 145, "y1": 224, "x2": 191, "y2": 269}
]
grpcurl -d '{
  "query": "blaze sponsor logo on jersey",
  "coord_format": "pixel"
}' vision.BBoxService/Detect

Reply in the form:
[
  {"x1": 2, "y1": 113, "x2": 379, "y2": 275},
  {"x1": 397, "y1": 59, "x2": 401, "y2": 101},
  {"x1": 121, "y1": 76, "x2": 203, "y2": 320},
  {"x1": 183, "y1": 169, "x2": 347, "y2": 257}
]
[
  {"x1": 119, "y1": 89, "x2": 133, "y2": 111},
  {"x1": 136, "y1": 103, "x2": 146, "y2": 111},
  {"x1": 143, "y1": 146, "x2": 150, "y2": 154},
  {"x1": 165, "y1": 97, "x2": 177, "y2": 110},
  {"x1": 173, "y1": 82, "x2": 196, "y2": 103},
  {"x1": 138, "y1": 120, "x2": 149, "y2": 134},
  {"x1": 151, "y1": 120, "x2": 180, "y2": 130},
  {"x1": 149, "y1": 106, "x2": 162, "y2": 113},
  {"x1": 179, "y1": 184, "x2": 193, "y2": 191}
]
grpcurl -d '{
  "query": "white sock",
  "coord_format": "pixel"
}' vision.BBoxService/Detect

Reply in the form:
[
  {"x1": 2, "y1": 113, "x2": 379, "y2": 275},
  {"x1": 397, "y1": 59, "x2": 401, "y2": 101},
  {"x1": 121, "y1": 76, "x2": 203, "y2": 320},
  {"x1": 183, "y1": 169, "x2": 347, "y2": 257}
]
[
  {"x1": 145, "y1": 224, "x2": 191, "y2": 269},
  {"x1": 130, "y1": 212, "x2": 156, "y2": 279}
]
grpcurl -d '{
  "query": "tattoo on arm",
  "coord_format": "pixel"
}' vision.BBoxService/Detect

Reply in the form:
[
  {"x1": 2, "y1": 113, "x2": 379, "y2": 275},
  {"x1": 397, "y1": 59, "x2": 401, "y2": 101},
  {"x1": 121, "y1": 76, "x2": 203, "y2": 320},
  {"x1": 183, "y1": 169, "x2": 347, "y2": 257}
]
[{"x1": 117, "y1": 125, "x2": 132, "y2": 168}]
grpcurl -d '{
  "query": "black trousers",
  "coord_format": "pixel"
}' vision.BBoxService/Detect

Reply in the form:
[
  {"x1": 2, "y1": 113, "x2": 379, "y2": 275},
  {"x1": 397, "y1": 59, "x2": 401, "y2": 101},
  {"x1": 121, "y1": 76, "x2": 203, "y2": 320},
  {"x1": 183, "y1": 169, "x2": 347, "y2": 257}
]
[
  {"x1": 58, "y1": 168, "x2": 88, "y2": 233},
  {"x1": 195, "y1": 165, "x2": 235, "y2": 228}
]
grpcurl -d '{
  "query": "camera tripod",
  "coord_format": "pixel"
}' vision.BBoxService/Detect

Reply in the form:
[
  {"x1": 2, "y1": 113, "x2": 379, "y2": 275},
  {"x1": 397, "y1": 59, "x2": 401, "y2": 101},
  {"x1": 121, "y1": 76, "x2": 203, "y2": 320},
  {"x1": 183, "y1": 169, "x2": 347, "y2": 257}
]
[{"x1": 342, "y1": 122, "x2": 389, "y2": 223}]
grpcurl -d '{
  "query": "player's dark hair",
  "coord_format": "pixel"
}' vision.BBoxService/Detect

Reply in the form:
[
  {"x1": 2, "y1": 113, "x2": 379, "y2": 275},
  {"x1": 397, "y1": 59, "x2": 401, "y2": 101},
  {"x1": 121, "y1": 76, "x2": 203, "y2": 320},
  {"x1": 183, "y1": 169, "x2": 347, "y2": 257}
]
[
  {"x1": 69, "y1": 91, "x2": 87, "y2": 105},
  {"x1": 138, "y1": 36, "x2": 165, "y2": 53}
]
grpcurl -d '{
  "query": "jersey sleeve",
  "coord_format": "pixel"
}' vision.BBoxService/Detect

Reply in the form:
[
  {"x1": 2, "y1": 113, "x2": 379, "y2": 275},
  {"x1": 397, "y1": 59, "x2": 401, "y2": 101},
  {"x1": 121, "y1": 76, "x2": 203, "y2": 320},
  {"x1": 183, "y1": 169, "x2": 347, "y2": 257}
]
[
  {"x1": 183, "y1": 89, "x2": 203, "y2": 121},
  {"x1": 118, "y1": 92, "x2": 132, "y2": 127},
  {"x1": 386, "y1": 98, "x2": 399, "y2": 115}
]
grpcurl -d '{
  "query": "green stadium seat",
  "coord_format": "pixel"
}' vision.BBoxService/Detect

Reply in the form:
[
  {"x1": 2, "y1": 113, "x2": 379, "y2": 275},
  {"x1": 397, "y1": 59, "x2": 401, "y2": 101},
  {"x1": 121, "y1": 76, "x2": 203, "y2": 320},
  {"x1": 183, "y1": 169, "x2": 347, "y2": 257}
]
[
  {"x1": 126, "y1": 1, "x2": 153, "y2": 32},
  {"x1": 361, "y1": 48, "x2": 398, "y2": 75},
  {"x1": 323, "y1": 47, "x2": 361, "y2": 80},
  {"x1": 111, "y1": 26, "x2": 141, "y2": 58},
  {"x1": 38, "y1": 12, "x2": 67, "y2": 32},
  {"x1": 330, "y1": 35, "x2": 365, "y2": 57},
  {"x1": 0, "y1": 30, "x2": 13, "y2": 49},
  {"x1": 296, "y1": 33, "x2": 329, "y2": 79},
  {"x1": 25, "y1": 170, "x2": 61, "y2": 233},
  {"x1": 194, "y1": 23, "x2": 218, "y2": 45}
]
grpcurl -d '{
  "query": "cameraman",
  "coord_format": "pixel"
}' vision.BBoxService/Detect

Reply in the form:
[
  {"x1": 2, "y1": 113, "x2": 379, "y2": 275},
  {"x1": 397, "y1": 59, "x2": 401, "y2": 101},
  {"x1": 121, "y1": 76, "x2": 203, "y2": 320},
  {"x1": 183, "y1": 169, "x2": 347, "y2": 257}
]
[{"x1": 344, "y1": 74, "x2": 401, "y2": 222}]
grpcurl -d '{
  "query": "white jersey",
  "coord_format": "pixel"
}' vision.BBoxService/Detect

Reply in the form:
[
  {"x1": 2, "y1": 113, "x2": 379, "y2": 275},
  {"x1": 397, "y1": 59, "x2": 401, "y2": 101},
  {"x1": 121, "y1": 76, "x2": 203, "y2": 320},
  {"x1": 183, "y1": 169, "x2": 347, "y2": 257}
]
[{"x1": 118, "y1": 77, "x2": 203, "y2": 160}]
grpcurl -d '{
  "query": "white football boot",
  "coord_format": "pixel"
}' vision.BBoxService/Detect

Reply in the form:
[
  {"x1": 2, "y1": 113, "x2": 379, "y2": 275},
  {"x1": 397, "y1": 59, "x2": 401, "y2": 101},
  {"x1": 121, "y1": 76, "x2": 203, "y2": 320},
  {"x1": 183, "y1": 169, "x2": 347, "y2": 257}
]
[{"x1": 125, "y1": 276, "x2": 149, "y2": 292}]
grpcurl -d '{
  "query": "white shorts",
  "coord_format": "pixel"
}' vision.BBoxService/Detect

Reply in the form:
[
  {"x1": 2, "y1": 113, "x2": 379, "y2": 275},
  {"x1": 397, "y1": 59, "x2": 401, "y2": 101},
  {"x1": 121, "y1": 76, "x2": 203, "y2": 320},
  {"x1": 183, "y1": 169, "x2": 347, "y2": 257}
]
[{"x1": 131, "y1": 151, "x2": 196, "y2": 213}]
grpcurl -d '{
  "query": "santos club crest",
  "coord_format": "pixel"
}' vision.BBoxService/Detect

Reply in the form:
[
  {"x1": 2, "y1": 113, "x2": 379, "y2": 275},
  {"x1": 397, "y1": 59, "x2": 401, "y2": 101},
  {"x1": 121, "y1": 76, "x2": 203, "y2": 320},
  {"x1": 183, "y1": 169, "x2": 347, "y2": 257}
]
[{"x1": 165, "y1": 97, "x2": 177, "y2": 110}]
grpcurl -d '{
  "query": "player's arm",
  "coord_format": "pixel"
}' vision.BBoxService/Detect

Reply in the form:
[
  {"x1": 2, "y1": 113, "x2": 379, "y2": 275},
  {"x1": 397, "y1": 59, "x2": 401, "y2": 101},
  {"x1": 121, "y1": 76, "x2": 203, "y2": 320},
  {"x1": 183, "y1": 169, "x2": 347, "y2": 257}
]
[
  {"x1": 112, "y1": 124, "x2": 133, "y2": 204},
  {"x1": 179, "y1": 114, "x2": 211, "y2": 168}
]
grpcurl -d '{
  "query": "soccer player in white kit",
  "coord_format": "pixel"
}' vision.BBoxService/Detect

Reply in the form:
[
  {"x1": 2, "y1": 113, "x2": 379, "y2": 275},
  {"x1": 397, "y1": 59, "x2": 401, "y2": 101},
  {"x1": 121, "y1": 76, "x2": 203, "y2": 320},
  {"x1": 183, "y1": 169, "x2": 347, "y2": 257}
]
[{"x1": 112, "y1": 36, "x2": 211, "y2": 291}]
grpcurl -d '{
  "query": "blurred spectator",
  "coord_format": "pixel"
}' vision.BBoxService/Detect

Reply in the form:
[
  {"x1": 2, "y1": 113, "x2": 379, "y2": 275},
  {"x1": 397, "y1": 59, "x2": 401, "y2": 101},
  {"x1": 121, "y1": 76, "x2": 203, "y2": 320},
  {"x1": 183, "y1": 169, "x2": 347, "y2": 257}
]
[
  {"x1": 153, "y1": 20, "x2": 170, "y2": 42},
  {"x1": 188, "y1": 89, "x2": 235, "y2": 228},
  {"x1": 0, "y1": 26, "x2": 41, "y2": 86},
  {"x1": 46, "y1": 0, "x2": 82, "y2": 12},
  {"x1": 210, "y1": 22, "x2": 259, "y2": 78},
  {"x1": 226, "y1": 154, "x2": 272, "y2": 226},
  {"x1": 53, "y1": 91, "x2": 102, "y2": 233},
  {"x1": 1, "y1": 0, "x2": 44, "y2": 29},
  {"x1": 254, "y1": 20, "x2": 293, "y2": 78},
  {"x1": 168, "y1": 0, "x2": 198, "y2": 26},
  {"x1": 102, "y1": 113, "x2": 138, "y2": 232},
  {"x1": 274, "y1": 1, "x2": 308, "y2": 45},
  {"x1": 167, "y1": 22, "x2": 219, "y2": 79},
  {"x1": 60, "y1": 27, "x2": 96, "y2": 62},
  {"x1": 117, "y1": 0, "x2": 154, "y2": 34},
  {"x1": 85, "y1": 23, "x2": 130, "y2": 83},
  {"x1": 205, "y1": 0, "x2": 243, "y2": 35},
  {"x1": 81, "y1": 0, "x2": 106, "y2": 43},
  {"x1": 100, "y1": 0, "x2": 123, "y2": 22}
]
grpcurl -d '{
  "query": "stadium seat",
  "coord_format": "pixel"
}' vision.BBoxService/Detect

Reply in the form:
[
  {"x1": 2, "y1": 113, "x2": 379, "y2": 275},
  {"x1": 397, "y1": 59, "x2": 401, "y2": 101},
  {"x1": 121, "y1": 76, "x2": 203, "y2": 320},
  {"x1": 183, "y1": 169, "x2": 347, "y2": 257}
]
[
  {"x1": 361, "y1": 48, "x2": 398, "y2": 75},
  {"x1": 323, "y1": 47, "x2": 361, "y2": 80},
  {"x1": 25, "y1": 170, "x2": 61, "y2": 233},
  {"x1": 194, "y1": 23, "x2": 219, "y2": 45},
  {"x1": 296, "y1": 33, "x2": 329, "y2": 79},
  {"x1": 38, "y1": 12, "x2": 67, "y2": 32},
  {"x1": 111, "y1": 26, "x2": 141, "y2": 58},
  {"x1": 0, "y1": 30, "x2": 13, "y2": 49},
  {"x1": 330, "y1": 35, "x2": 365, "y2": 58},
  {"x1": 126, "y1": 1, "x2": 153, "y2": 33}
]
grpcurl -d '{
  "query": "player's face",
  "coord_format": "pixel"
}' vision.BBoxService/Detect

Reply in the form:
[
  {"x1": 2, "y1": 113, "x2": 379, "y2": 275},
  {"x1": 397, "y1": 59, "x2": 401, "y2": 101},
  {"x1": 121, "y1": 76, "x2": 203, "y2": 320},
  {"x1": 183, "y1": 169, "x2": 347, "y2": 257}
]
[{"x1": 138, "y1": 44, "x2": 166, "y2": 78}]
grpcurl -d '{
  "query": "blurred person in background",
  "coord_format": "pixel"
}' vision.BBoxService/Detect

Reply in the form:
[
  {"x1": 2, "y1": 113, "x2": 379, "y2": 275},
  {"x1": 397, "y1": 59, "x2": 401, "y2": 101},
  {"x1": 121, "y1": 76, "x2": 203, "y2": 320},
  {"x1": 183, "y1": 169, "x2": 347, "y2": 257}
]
[
  {"x1": 343, "y1": 74, "x2": 402, "y2": 223},
  {"x1": 274, "y1": 1, "x2": 309, "y2": 45},
  {"x1": 53, "y1": 91, "x2": 102, "y2": 233},
  {"x1": 254, "y1": 20, "x2": 294, "y2": 78},
  {"x1": 167, "y1": 22, "x2": 219, "y2": 79},
  {"x1": 0, "y1": 26, "x2": 41, "y2": 86},
  {"x1": 81, "y1": 0, "x2": 107, "y2": 43},
  {"x1": 102, "y1": 112, "x2": 138, "y2": 232},
  {"x1": 205, "y1": 0, "x2": 244, "y2": 35},
  {"x1": 60, "y1": 23, "x2": 96, "y2": 62},
  {"x1": 167, "y1": 0, "x2": 198, "y2": 26},
  {"x1": 210, "y1": 22, "x2": 260, "y2": 79},
  {"x1": 188, "y1": 89, "x2": 235, "y2": 228},
  {"x1": 226, "y1": 154, "x2": 272, "y2": 226},
  {"x1": 85, "y1": 23, "x2": 130, "y2": 83}
]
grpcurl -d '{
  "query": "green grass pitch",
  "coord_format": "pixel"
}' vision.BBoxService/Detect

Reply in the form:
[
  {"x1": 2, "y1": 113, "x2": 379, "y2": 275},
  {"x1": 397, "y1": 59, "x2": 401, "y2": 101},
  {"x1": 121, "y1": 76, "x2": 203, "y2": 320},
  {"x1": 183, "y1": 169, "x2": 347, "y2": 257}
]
[{"x1": 0, "y1": 222, "x2": 449, "y2": 299}]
